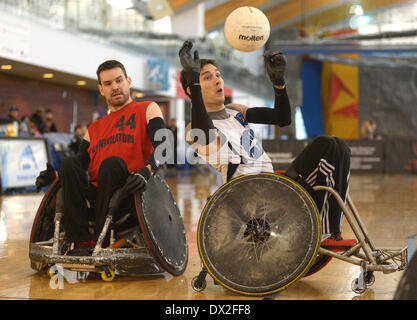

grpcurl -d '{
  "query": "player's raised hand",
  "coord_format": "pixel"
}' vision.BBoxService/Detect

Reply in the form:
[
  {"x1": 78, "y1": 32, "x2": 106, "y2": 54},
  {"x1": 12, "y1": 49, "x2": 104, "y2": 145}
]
[
  {"x1": 264, "y1": 50, "x2": 286, "y2": 87},
  {"x1": 179, "y1": 40, "x2": 201, "y2": 87}
]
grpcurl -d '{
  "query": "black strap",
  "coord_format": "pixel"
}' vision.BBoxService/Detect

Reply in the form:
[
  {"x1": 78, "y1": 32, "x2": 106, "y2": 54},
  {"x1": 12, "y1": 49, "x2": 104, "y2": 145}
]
[
  {"x1": 226, "y1": 141, "x2": 245, "y2": 181},
  {"x1": 227, "y1": 163, "x2": 240, "y2": 182}
]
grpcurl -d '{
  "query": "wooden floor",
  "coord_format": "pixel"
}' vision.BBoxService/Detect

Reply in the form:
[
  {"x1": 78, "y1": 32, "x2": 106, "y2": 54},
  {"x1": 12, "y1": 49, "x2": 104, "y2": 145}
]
[{"x1": 0, "y1": 169, "x2": 415, "y2": 300}]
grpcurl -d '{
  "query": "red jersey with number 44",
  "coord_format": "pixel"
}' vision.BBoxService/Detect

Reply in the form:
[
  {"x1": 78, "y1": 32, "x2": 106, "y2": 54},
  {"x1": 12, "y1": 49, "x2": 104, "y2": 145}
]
[{"x1": 87, "y1": 100, "x2": 154, "y2": 187}]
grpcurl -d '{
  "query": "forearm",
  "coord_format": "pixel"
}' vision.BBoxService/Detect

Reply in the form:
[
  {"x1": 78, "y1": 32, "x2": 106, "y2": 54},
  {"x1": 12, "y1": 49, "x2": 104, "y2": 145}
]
[
  {"x1": 189, "y1": 84, "x2": 216, "y2": 145},
  {"x1": 245, "y1": 87, "x2": 291, "y2": 126}
]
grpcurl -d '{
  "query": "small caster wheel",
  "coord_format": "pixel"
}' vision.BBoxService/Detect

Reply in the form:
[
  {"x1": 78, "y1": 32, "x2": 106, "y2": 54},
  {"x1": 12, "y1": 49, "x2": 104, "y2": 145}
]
[
  {"x1": 364, "y1": 271, "x2": 375, "y2": 287},
  {"x1": 48, "y1": 266, "x2": 57, "y2": 278},
  {"x1": 191, "y1": 276, "x2": 207, "y2": 292},
  {"x1": 351, "y1": 278, "x2": 366, "y2": 294},
  {"x1": 101, "y1": 268, "x2": 115, "y2": 282}
]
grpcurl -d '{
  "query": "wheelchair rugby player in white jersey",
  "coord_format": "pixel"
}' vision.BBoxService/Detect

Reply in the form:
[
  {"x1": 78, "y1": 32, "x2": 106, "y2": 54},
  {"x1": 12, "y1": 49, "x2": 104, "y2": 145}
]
[{"x1": 179, "y1": 40, "x2": 407, "y2": 296}]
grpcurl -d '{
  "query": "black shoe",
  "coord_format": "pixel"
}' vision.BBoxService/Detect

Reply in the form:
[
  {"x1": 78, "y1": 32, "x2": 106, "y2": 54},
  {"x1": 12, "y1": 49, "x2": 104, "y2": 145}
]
[
  {"x1": 66, "y1": 247, "x2": 93, "y2": 256},
  {"x1": 66, "y1": 240, "x2": 96, "y2": 256}
]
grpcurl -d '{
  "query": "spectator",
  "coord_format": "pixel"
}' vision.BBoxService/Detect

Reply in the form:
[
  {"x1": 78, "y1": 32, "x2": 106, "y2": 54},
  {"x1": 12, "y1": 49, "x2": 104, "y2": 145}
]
[
  {"x1": 27, "y1": 118, "x2": 42, "y2": 137},
  {"x1": 19, "y1": 115, "x2": 30, "y2": 136},
  {"x1": 5, "y1": 106, "x2": 25, "y2": 135},
  {"x1": 68, "y1": 123, "x2": 88, "y2": 155},
  {"x1": 30, "y1": 107, "x2": 45, "y2": 133},
  {"x1": 360, "y1": 120, "x2": 376, "y2": 140},
  {"x1": 6, "y1": 105, "x2": 20, "y2": 122},
  {"x1": 43, "y1": 109, "x2": 57, "y2": 132}
]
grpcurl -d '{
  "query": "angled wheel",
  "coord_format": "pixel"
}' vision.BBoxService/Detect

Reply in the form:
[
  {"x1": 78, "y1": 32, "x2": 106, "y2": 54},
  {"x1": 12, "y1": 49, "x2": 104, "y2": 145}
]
[
  {"x1": 30, "y1": 179, "x2": 60, "y2": 244},
  {"x1": 48, "y1": 266, "x2": 57, "y2": 278},
  {"x1": 134, "y1": 173, "x2": 188, "y2": 276},
  {"x1": 197, "y1": 173, "x2": 321, "y2": 296}
]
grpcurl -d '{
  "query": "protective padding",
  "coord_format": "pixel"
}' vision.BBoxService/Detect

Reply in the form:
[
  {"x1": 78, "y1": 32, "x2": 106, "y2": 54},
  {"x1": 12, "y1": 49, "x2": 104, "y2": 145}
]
[
  {"x1": 135, "y1": 173, "x2": 188, "y2": 276},
  {"x1": 197, "y1": 173, "x2": 321, "y2": 296}
]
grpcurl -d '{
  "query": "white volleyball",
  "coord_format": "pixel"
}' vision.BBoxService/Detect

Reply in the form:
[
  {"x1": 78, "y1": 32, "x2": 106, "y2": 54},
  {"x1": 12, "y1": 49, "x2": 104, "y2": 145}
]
[{"x1": 224, "y1": 6, "x2": 270, "y2": 52}]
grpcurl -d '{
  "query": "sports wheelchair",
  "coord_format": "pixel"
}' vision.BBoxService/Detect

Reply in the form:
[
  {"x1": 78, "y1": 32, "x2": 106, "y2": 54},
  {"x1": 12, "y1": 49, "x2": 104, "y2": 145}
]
[
  {"x1": 191, "y1": 172, "x2": 408, "y2": 296},
  {"x1": 29, "y1": 173, "x2": 188, "y2": 282}
]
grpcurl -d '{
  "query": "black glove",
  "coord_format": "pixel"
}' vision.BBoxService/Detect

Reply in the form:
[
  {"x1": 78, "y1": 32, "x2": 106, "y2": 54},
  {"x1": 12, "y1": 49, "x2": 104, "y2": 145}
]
[
  {"x1": 264, "y1": 50, "x2": 287, "y2": 87},
  {"x1": 122, "y1": 167, "x2": 152, "y2": 194},
  {"x1": 179, "y1": 40, "x2": 201, "y2": 88},
  {"x1": 35, "y1": 163, "x2": 56, "y2": 192}
]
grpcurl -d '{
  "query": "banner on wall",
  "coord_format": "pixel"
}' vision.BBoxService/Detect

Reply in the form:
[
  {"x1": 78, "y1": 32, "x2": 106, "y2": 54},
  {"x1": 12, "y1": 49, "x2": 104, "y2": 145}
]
[
  {"x1": 0, "y1": 138, "x2": 49, "y2": 191},
  {"x1": 385, "y1": 140, "x2": 417, "y2": 174},
  {"x1": 345, "y1": 140, "x2": 384, "y2": 173},
  {"x1": 262, "y1": 140, "x2": 308, "y2": 171},
  {"x1": 145, "y1": 59, "x2": 170, "y2": 91},
  {"x1": 262, "y1": 139, "x2": 417, "y2": 175},
  {"x1": 321, "y1": 55, "x2": 359, "y2": 139},
  {"x1": 300, "y1": 59, "x2": 325, "y2": 137}
]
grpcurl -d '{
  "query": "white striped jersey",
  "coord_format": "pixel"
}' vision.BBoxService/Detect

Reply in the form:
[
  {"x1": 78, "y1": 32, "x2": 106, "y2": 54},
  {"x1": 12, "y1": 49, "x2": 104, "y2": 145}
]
[{"x1": 186, "y1": 107, "x2": 273, "y2": 182}]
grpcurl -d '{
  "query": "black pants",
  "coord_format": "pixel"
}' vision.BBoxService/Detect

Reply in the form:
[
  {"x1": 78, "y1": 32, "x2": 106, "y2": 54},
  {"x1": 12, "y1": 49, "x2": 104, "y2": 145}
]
[
  {"x1": 288, "y1": 135, "x2": 351, "y2": 236},
  {"x1": 58, "y1": 156, "x2": 135, "y2": 243}
]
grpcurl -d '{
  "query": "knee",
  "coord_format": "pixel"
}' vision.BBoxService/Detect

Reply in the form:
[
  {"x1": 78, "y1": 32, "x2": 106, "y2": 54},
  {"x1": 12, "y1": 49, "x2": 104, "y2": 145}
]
[
  {"x1": 333, "y1": 136, "x2": 351, "y2": 158},
  {"x1": 314, "y1": 135, "x2": 350, "y2": 158},
  {"x1": 313, "y1": 135, "x2": 338, "y2": 148}
]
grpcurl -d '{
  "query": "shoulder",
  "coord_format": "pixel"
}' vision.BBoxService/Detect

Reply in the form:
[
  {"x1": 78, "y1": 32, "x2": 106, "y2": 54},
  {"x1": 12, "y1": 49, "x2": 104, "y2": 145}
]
[
  {"x1": 226, "y1": 103, "x2": 248, "y2": 113},
  {"x1": 127, "y1": 100, "x2": 151, "y2": 110},
  {"x1": 144, "y1": 101, "x2": 164, "y2": 123},
  {"x1": 226, "y1": 103, "x2": 249, "y2": 118},
  {"x1": 89, "y1": 115, "x2": 106, "y2": 128},
  {"x1": 130, "y1": 100, "x2": 158, "y2": 111}
]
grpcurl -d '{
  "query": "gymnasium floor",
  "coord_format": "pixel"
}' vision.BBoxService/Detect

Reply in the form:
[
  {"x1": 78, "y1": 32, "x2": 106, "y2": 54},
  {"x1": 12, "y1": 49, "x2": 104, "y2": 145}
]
[{"x1": 0, "y1": 169, "x2": 415, "y2": 300}]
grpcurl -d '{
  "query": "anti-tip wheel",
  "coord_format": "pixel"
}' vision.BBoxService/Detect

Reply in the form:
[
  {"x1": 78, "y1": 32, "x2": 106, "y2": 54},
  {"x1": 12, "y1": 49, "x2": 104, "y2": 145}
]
[
  {"x1": 47, "y1": 266, "x2": 57, "y2": 278},
  {"x1": 351, "y1": 278, "x2": 366, "y2": 294},
  {"x1": 364, "y1": 271, "x2": 375, "y2": 287},
  {"x1": 191, "y1": 276, "x2": 207, "y2": 292}
]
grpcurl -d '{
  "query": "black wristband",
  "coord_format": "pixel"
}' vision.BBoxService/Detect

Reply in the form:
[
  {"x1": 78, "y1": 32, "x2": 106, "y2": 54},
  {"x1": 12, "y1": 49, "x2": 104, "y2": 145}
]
[{"x1": 183, "y1": 70, "x2": 200, "y2": 87}]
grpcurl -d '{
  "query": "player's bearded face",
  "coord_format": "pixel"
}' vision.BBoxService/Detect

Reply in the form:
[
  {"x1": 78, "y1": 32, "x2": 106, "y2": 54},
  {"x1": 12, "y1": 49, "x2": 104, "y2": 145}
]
[
  {"x1": 200, "y1": 64, "x2": 225, "y2": 106},
  {"x1": 98, "y1": 68, "x2": 132, "y2": 107}
]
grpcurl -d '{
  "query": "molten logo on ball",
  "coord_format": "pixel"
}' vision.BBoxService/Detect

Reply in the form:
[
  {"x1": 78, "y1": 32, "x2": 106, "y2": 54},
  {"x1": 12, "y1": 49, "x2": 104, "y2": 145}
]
[
  {"x1": 238, "y1": 35, "x2": 264, "y2": 41},
  {"x1": 224, "y1": 6, "x2": 270, "y2": 52}
]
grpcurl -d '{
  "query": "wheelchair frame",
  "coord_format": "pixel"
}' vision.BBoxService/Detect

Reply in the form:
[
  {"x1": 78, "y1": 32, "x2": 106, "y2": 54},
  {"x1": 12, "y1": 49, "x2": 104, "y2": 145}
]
[
  {"x1": 29, "y1": 176, "x2": 188, "y2": 282},
  {"x1": 313, "y1": 186, "x2": 407, "y2": 294}
]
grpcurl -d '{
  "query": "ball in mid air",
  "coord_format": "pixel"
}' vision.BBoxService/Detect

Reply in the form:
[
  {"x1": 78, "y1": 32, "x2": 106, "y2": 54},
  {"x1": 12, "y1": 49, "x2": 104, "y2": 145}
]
[{"x1": 224, "y1": 6, "x2": 270, "y2": 52}]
